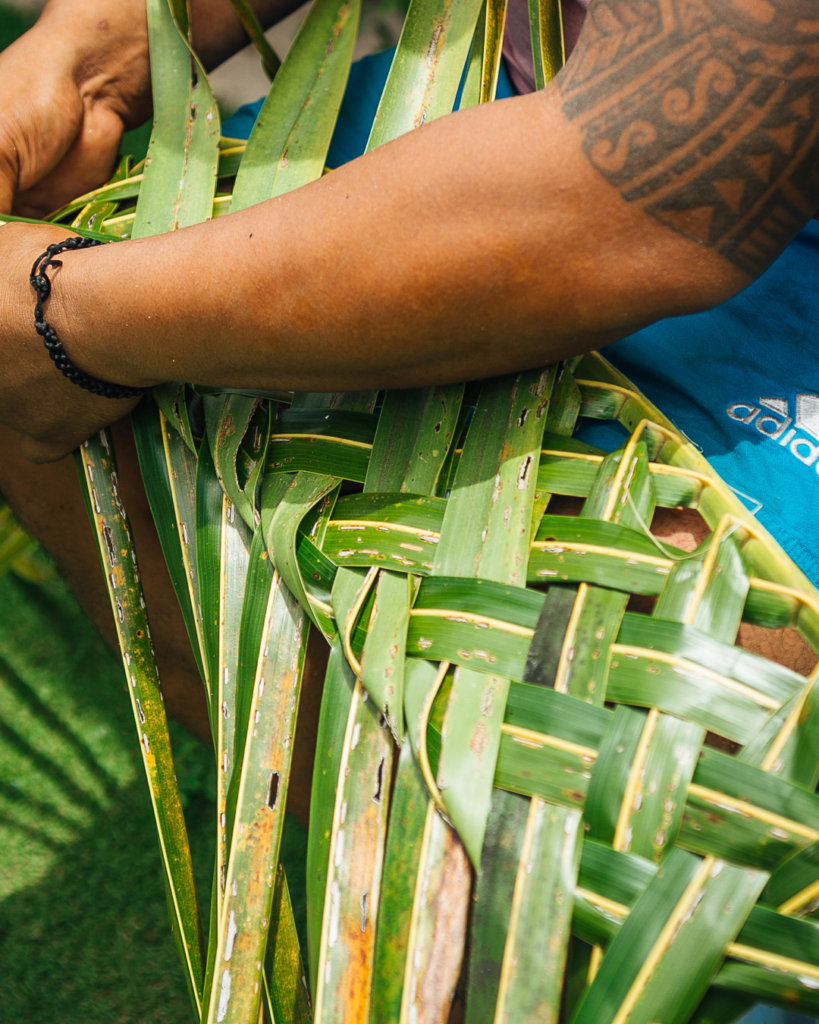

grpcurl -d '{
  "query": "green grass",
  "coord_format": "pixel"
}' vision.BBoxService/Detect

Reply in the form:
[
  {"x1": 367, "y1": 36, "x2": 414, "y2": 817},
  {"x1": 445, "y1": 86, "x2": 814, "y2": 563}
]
[
  {"x1": 0, "y1": 557, "x2": 306, "y2": 1022},
  {"x1": 0, "y1": 559, "x2": 206, "y2": 1022}
]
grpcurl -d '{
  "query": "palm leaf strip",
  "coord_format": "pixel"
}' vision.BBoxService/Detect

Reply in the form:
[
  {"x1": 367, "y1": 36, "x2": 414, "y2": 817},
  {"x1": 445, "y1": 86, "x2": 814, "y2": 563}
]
[{"x1": 74, "y1": 432, "x2": 205, "y2": 1012}]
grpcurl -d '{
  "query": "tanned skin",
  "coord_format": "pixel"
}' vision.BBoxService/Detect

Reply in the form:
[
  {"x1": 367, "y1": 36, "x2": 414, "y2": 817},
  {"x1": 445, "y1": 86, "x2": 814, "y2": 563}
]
[
  {"x1": 561, "y1": 0, "x2": 819, "y2": 276},
  {"x1": 0, "y1": 0, "x2": 817, "y2": 819},
  {"x1": 4, "y1": 2, "x2": 819, "y2": 459}
]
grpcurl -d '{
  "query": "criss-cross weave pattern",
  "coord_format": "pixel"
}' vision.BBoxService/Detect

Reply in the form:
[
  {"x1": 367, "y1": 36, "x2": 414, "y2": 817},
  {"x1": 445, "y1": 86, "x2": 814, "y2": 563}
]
[
  {"x1": 250, "y1": 350, "x2": 819, "y2": 1021},
  {"x1": 32, "y1": 13, "x2": 819, "y2": 1013}
]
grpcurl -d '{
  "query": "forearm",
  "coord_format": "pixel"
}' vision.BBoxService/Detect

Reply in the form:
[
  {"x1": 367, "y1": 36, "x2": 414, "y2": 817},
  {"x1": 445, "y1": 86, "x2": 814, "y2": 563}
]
[{"x1": 50, "y1": 89, "x2": 747, "y2": 394}]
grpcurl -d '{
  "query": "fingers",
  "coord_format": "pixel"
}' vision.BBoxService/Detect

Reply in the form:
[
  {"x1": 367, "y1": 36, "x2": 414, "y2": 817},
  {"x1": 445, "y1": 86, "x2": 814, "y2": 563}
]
[
  {"x1": 12, "y1": 100, "x2": 124, "y2": 220},
  {"x1": 0, "y1": 28, "x2": 123, "y2": 218}
]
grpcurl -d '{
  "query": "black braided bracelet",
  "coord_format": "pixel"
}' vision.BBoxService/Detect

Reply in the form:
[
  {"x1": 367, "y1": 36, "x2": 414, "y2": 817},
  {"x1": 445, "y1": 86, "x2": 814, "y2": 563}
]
[{"x1": 30, "y1": 237, "x2": 150, "y2": 400}]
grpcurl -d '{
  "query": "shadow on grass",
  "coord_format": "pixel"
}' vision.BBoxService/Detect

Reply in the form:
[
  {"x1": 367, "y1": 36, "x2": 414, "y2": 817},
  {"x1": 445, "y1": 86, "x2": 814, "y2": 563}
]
[
  {"x1": 0, "y1": 566, "x2": 213, "y2": 1022},
  {"x1": 1, "y1": 775, "x2": 214, "y2": 1024},
  {"x1": 0, "y1": 560, "x2": 307, "y2": 1023}
]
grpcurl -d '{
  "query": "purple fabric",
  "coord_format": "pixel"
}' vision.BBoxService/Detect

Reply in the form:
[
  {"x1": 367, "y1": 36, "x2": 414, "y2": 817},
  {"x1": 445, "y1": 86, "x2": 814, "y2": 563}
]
[{"x1": 503, "y1": 0, "x2": 589, "y2": 95}]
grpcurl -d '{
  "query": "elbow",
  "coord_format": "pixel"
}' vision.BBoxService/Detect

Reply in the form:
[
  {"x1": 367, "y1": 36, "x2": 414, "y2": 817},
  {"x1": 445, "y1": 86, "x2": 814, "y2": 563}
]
[{"x1": 600, "y1": 233, "x2": 754, "y2": 337}]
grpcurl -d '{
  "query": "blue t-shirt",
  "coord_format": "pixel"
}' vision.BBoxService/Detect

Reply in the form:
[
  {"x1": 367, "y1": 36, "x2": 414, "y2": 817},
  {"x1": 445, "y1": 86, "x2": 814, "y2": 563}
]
[{"x1": 605, "y1": 228, "x2": 819, "y2": 586}]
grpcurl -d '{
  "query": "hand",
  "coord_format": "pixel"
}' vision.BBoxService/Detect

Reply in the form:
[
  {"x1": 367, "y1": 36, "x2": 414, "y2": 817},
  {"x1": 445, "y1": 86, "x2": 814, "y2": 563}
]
[
  {"x1": 0, "y1": 1, "x2": 151, "y2": 218},
  {"x1": 0, "y1": 222, "x2": 141, "y2": 462}
]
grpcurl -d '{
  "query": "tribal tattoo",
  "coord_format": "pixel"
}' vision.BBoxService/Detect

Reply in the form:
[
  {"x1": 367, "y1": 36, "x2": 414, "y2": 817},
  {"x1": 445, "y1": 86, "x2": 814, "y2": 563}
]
[{"x1": 559, "y1": 0, "x2": 819, "y2": 275}]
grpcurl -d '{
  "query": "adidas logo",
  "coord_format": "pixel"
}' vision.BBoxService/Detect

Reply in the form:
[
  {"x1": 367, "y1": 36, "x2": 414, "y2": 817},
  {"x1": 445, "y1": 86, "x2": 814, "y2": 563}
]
[{"x1": 726, "y1": 394, "x2": 819, "y2": 467}]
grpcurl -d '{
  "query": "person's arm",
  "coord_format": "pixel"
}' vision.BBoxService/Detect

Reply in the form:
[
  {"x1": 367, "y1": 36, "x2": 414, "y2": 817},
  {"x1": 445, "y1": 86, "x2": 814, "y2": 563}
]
[
  {"x1": 0, "y1": 0, "x2": 302, "y2": 216},
  {"x1": 47, "y1": 0, "x2": 819, "y2": 380},
  {"x1": 42, "y1": 89, "x2": 749, "y2": 394},
  {"x1": 4, "y1": 0, "x2": 819, "y2": 460}
]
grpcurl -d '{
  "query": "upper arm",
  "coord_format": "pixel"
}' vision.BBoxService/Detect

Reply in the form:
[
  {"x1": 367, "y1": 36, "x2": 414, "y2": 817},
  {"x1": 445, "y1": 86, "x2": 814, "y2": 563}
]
[{"x1": 557, "y1": 0, "x2": 819, "y2": 279}]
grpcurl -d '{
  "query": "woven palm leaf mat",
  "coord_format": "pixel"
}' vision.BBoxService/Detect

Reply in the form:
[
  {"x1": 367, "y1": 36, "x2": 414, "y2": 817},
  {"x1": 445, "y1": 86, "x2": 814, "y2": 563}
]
[
  {"x1": 13, "y1": 0, "x2": 818, "y2": 1014},
  {"x1": 153, "y1": 350, "x2": 818, "y2": 1022}
]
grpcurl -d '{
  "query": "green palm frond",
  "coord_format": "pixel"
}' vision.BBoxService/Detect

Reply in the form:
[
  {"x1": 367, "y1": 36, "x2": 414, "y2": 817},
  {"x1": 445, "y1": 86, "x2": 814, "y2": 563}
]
[{"x1": 24, "y1": 0, "x2": 819, "y2": 1021}]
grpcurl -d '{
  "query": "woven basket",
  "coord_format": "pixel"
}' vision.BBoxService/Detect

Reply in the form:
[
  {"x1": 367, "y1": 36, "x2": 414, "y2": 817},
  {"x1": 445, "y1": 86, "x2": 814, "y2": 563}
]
[
  {"x1": 251, "y1": 352, "x2": 819, "y2": 1022},
  {"x1": 70, "y1": 350, "x2": 819, "y2": 1023},
  {"x1": 33, "y1": 0, "x2": 819, "y2": 1015}
]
